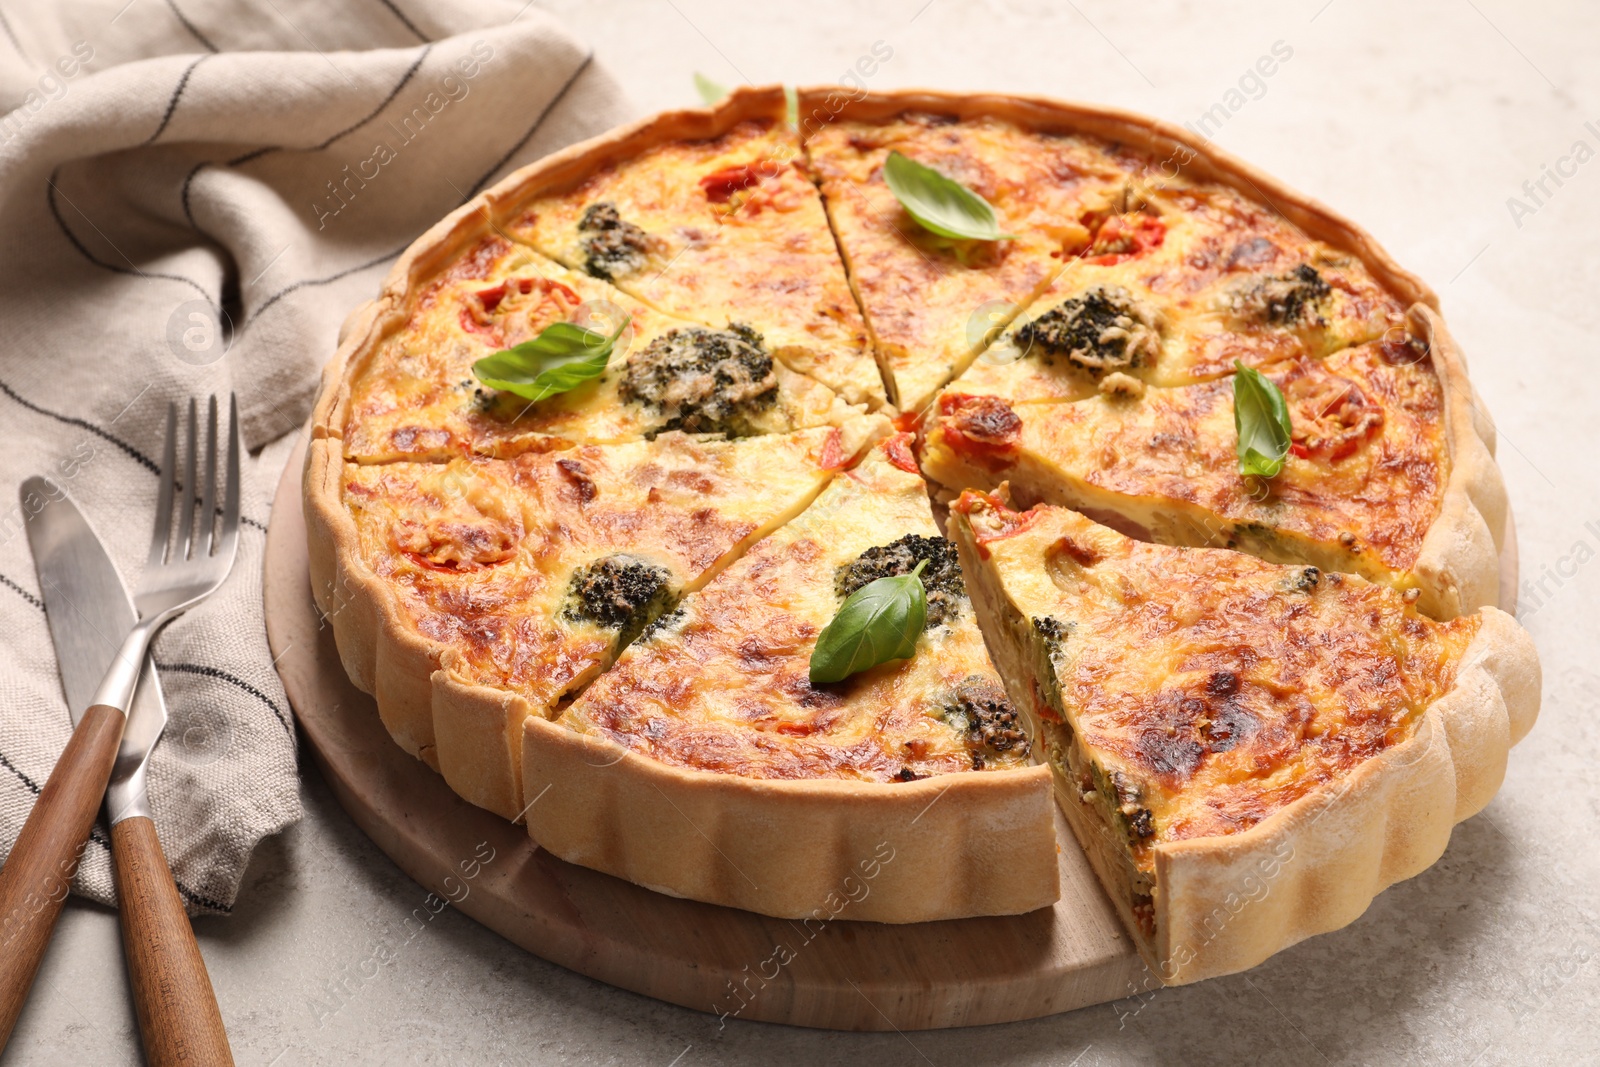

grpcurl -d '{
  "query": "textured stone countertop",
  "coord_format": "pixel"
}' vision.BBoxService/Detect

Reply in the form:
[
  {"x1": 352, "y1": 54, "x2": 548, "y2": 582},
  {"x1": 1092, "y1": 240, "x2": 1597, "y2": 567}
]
[{"x1": 8, "y1": 2, "x2": 1599, "y2": 1064}]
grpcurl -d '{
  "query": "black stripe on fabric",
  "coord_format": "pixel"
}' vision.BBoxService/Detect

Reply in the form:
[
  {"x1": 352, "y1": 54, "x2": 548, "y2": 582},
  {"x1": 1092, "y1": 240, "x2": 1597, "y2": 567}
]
[
  {"x1": 46, "y1": 176, "x2": 216, "y2": 306},
  {"x1": 246, "y1": 245, "x2": 404, "y2": 324},
  {"x1": 155, "y1": 661, "x2": 292, "y2": 736},
  {"x1": 0, "y1": 748, "x2": 41, "y2": 795},
  {"x1": 465, "y1": 51, "x2": 594, "y2": 199},
  {"x1": 374, "y1": 0, "x2": 428, "y2": 45},
  {"x1": 226, "y1": 145, "x2": 275, "y2": 167},
  {"x1": 0, "y1": 759, "x2": 235, "y2": 914},
  {"x1": 0, "y1": 572, "x2": 42, "y2": 610},
  {"x1": 180, "y1": 160, "x2": 208, "y2": 230},
  {"x1": 145, "y1": 55, "x2": 207, "y2": 145},
  {"x1": 0, "y1": 379, "x2": 160, "y2": 473},
  {"x1": 0, "y1": 9, "x2": 26, "y2": 63},
  {"x1": 165, "y1": 0, "x2": 219, "y2": 53},
  {"x1": 172, "y1": 877, "x2": 232, "y2": 913},
  {"x1": 313, "y1": 43, "x2": 430, "y2": 150},
  {"x1": 0, "y1": 381, "x2": 268, "y2": 532},
  {"x1": 220, "y1": 42, "x2": 430, "y2": 172}
]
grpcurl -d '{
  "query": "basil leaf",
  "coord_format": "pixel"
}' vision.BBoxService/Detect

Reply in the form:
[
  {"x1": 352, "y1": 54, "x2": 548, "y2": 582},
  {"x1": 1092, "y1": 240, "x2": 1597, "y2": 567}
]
[
  {"x1": 1232, "y1": 362, "x2": 1292, "y2": 479},
  {"x1": 882, "y1": 150, "x2": 1015, "y2": 242},
  {"x1": 694, "y1": 72, "x2": 727, "y2": 105},
  {"x1": 472, "y1": 317, "x2": 629, "y2": 403},
  {"x1": 809, "y1": 560, "x2": 928, "y2": 685}
]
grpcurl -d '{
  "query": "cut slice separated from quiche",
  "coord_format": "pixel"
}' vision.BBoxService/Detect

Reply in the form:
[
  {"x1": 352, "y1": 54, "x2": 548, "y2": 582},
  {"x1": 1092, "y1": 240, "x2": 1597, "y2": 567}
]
[
  {"x1": 304, "y1": 416, "x2": 887, "y2": 818},
  {"x1": 520, "y1": 435, "x2": 1057, "y2": 923},
  {"x1": 924, "y1": 307, "x2": 1507, "y2": 618},
  {"x1": 948, "y1": 491, "x2": 1538, "y2": 984},
  {"x1": 321, "y1": 235, "x2": 860, "y2": 463},
  {"x1": 804, "y1": 107, "x2": 1140, "y2": 413},
  {"x1": 952, "y1": 175, "x2": 1408, "y2": 405},
  {"x1": 503, "y1": 90, "x2": 884, "y2": 409}
]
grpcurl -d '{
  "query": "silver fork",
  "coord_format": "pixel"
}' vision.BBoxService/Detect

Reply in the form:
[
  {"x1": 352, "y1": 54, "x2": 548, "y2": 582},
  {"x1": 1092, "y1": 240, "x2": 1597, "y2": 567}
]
[
  {"x1": 0, "y1": 396, "x2": 240, "y2": 1062},
  {"x1": 91, "y1": 395, "x2": 242, "y2": 716}
]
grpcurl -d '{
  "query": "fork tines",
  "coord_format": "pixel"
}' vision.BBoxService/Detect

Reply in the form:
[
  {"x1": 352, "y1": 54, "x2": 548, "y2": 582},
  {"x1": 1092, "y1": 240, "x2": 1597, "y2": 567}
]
[{"x1": 147, "y1": 395, "x2": 241, "y2": 569}]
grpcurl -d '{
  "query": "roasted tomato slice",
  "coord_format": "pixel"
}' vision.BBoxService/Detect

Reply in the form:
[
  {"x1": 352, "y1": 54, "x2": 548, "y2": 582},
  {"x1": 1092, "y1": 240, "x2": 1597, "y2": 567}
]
[
  {"x1": 937, "y1": 393, "x2": 1022, "y2": 471},
  {"x1": 1285, "y1": 372, "x2": 1383, "y2": 462},
  {"x1": 699, "y1": 161, "x2": 785, "y2": 203},
  {"x1": 461, "y1": 277, "x2": 583, "y2": 344},
  {"x1": 1084, "y1": 212, "x2": 1166, "y2": 265},
  {"x1": 882, "y1": 431, "x2": 920, "y2": 474}
]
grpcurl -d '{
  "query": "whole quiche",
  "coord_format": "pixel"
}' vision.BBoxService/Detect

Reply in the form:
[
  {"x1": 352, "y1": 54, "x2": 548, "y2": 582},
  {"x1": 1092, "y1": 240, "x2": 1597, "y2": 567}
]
[{"x1": 305, "y1": 86, "x2": 1538, "y2": 981}]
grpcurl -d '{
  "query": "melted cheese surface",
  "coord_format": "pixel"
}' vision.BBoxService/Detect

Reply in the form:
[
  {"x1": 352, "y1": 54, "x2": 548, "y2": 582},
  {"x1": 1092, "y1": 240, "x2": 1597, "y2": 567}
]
[
  {"x1": 957, "y1": 495, "x2": 1479, "y2": 857},
  {"x1": 342, "y1": 236, "x2": 852, "y2": 462},
  {"x1": 507, "y1": 119, "x2": 880, "y2": 406},
  {"x1": 562, "y1": 440, "x2": 1029, "y2": 780},
  {"x1": 955, "y1": 179, "x2": 1407, "y2": 404},
  {"x1": 927, "y1": 341, "x2": 1447, "y2": 580},
  {"x1": 342, "y1": 429, "x2": 849, "y2": 708},
  {"x1": 807, "y1": 113, "x2": 1137, "y2": 411}
]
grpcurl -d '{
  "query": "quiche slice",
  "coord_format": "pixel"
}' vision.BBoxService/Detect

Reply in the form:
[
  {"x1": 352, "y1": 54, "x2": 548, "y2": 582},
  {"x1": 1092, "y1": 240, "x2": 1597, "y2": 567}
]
[
  {"x1": 948, "y1": 492, "x2": 1539, "y2": 983},
  {"x1": 952, "y1": 176, "x2": 1408, "y2": 405},
  {"x1": 924, "y1": 308, "x2": 1506, "y2": 618},
  {"x1": 805, "y1": 108, "x2": 1136, "y2": 413},
  {"x1": 503, "y1": 91, "x2": 883, "y2": 408},
  {"x1": 323, "y1": 235, "x2": 858, "y2": 462},
  {"x1": 304, "y1": 417, "x2": 886, "y2": 818},
  {"x1": 519, "y1": 436, "x2": 1056, "y2": 922}
]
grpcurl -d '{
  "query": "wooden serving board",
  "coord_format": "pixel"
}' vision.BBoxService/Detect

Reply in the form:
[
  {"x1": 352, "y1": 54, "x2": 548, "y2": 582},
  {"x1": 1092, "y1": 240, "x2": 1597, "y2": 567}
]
[{"x1": 263, "y1": 438, "x2": 1519, "y2": 1031}]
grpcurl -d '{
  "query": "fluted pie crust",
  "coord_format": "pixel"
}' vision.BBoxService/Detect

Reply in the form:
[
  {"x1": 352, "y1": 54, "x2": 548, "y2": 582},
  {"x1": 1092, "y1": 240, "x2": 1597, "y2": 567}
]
[{"x1": 304, "y1": 86, "x2": 1538, "y2": 968}]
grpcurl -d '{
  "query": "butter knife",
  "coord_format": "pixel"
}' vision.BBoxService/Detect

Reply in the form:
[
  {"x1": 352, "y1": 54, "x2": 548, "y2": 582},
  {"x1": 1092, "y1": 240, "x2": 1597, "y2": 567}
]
[{"x1": 4, "y1": 477, "x2": 230, "y2": 1063}]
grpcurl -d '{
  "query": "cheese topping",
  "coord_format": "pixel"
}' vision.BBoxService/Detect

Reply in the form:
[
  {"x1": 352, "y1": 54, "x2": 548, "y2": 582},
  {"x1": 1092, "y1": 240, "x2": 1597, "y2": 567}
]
[
  {"x1": 562, "y1": 445, "x2": 1030, "y2": 780},
  {"x1": 953, "y1": 494, "x2": 1480, "y2": 858}
]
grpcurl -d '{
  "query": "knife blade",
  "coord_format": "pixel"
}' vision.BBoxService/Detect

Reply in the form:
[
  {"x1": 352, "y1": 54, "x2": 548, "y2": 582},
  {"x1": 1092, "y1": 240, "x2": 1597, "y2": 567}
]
[{"x1": 22, "y1": 476, "x2": 167, "y2": 823}]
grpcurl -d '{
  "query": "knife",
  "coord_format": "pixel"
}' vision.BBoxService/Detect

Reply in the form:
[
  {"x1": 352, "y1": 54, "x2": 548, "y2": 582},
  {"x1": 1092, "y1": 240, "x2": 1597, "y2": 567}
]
[{"x1": 3, "y1": 478, "x2": 231, "y2": 1063}]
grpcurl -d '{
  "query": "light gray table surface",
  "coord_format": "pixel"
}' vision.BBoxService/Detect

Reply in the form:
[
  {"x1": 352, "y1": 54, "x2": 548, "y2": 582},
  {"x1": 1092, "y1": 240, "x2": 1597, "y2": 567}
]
[{"x1": 7, "y1": 2, "x2": 1599, "y2": 1064}]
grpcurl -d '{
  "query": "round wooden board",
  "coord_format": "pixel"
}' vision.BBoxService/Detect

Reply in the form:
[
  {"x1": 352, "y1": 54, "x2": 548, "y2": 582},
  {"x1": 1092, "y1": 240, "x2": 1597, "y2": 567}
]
[{"x1": 264, "y1": 437, "x2": 1519, "y2": 1031}]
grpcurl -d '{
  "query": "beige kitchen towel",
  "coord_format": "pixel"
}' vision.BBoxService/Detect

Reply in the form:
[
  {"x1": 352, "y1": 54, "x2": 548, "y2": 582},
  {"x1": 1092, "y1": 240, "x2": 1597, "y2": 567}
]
[{"x1": 0, "y1": 0, "x2": 630, "y2": 913}]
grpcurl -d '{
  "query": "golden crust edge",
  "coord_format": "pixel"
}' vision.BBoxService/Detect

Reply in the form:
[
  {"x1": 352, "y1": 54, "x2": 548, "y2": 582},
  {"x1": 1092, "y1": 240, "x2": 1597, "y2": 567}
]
[
  {"x1": 1151, "y1": 606, "x2": 1540, "y2": 984},
  {"x1": 1408, "y1": 304, "x2": 1508, "y2": 619},
  {"x1": 303, "y1": 437, "x2": 447, "y2": 772},
  {"x1": 520, "y1": 714, "x2": 1060, "y2": 923}
]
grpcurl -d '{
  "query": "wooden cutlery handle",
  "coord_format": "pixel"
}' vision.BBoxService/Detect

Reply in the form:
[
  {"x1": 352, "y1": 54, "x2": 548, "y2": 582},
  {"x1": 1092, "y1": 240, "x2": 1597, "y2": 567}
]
[
  {"x1": 112, "y1": 815, "x2": 233, "y2": 1067},
  {"x1": 0, "y1": 703, "x2": 125, "y2": 1046}
]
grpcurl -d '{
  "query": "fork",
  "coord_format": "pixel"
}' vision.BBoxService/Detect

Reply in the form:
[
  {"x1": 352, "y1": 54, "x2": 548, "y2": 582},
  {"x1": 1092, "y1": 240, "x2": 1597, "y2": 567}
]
[{"x1": 0, "y1": 396, "x2": 240, "y2": 1061}]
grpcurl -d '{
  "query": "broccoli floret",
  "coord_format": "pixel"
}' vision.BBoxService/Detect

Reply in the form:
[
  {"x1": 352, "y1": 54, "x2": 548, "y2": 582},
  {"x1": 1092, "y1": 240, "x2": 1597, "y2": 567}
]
[
  {"x1": 1232, "y1": 263, "x2": 1330, "y2": 326},
  {"x1": 836, "y1": 534, "x2": 966, "y2": 629},
  {"x1": 578, "y1": 202, "x2": 651, "y2": 281},
  {"x1": 1014, "y1": 286, "x2": 1161, "y2": 374},
  {"x1": 619, "y1": 326, "x2": 778, "y2": 436},
  {"x1": 940, "y1": 675, "x2": 1030, "y2": 767},
  {"x1": 563, "y1": 554, "x2": 673, "y2": 647}
]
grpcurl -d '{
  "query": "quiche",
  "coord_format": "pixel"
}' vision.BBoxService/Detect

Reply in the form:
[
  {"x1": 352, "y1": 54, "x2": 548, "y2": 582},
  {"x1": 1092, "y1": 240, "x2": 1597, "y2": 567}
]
[
  {"x1": 924, "y1": 308, "x2": 1505, "y2": 619},
  {"x1": 503, "y1": 89, "x2": 883, "y2": 408},
  {"x1": 521, "y1": 437, "x2": 1056, "y2": 921},
  {"x1": 305, "y1": 420, "x2": 883, "y2": 818},
  {"x1": 948, "y1": 491, "x2": 1538, "y2": 982},
  {"x1": 325, "y1": 234, "x2": 859, "y2": 463},
  {"x1": 304, "y1": 86, "x2": 1538, "y2": 962}
]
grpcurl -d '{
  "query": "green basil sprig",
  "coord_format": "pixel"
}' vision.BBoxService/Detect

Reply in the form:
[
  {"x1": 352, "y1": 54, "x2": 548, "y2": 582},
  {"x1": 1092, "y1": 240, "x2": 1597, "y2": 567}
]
[
  {"x1": 472, "y1": 316, "x2": 629, "y2": 403},
  {"x1": 1232, "y1": 362, "x2": 1292, "y2": 478},
  {"x1": 694, "y1": 72, "x2": 727, "y2": 105},
  {"x1": 809, "y1": 559, "x2": 928, "y2": 685},
  {"x1": 882, "y1": 150, "x2": 1015, "y2": 242}
]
